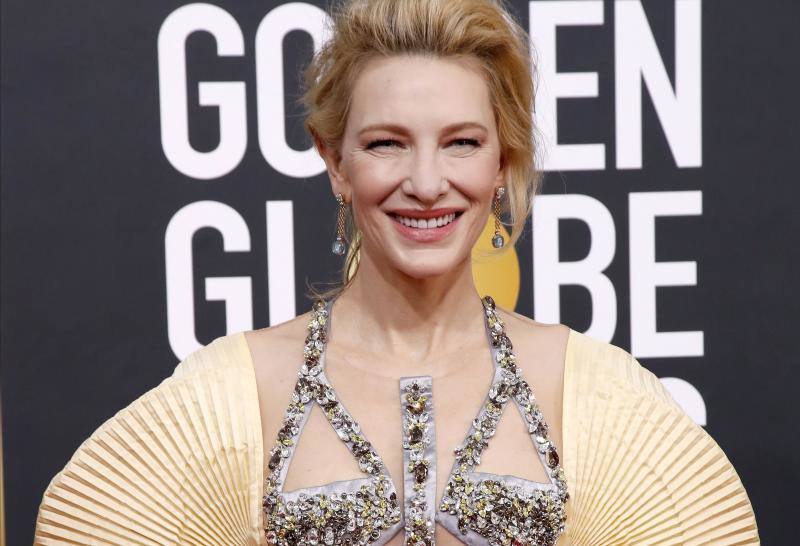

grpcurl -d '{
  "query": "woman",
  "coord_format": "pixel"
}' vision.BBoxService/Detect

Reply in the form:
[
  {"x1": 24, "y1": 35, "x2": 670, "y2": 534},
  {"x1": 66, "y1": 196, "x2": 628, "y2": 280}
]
[{"x1": 35, "y1": 0, "x2": 759, "y2": 544}]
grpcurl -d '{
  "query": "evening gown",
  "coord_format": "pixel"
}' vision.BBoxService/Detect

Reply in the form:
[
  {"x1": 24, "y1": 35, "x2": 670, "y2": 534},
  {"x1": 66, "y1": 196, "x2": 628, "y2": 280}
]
[{"x1": 34, "y1": 295, "x2": 759, "y2": 545}]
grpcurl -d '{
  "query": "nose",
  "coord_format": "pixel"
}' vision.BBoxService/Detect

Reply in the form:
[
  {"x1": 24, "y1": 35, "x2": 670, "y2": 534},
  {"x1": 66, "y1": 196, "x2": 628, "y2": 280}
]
[{"x1": 401, "y1": 148, "x2": 449, "y2": 204}]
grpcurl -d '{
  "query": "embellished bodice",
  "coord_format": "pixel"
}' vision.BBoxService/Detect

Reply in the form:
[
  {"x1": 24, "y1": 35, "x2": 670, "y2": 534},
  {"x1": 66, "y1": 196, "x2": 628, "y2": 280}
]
[{"x1": 261, "y1": 295, "x2": 569, "y2": 546}]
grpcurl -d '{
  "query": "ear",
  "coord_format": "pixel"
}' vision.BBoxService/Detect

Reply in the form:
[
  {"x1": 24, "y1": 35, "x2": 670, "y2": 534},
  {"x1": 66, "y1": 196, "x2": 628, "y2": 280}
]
[
  {"x1": 315, "y1": 135, "x2": 350, "y2": 201},
  {"x1": 493, "y1": 151, "x2": 506, "y2": 190}
]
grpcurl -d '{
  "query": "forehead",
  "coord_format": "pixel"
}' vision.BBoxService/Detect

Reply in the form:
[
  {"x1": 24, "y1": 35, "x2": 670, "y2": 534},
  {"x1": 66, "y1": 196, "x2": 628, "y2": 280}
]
[{"x1": 346, "y1": 55, "x2": 495, "y2": 131}]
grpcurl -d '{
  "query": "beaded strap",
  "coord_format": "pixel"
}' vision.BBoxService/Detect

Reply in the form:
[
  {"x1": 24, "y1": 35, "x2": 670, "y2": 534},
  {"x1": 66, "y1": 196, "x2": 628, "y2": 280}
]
[
  {"x1": 437, "y1": 295, "x2": 568, "y2": 545},
  {"x1": 400, "y1": 376, "x2": 437, "y2": 546},
  {"x1": 262, "y1": 299, "x2": 402, "y2": 545}
]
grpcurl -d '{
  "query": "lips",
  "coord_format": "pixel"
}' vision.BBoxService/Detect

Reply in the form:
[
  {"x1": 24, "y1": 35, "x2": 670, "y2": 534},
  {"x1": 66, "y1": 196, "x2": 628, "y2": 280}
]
[
  {"x1": 387, "y1": 209, "x2": 464, "y2": 242},
  {"x1": 390, "y1": 212, "x2": 458, "y2": 229}
]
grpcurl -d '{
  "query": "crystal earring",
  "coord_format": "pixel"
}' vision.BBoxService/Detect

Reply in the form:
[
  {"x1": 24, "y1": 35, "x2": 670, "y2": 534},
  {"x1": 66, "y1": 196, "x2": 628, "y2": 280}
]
[
  {"x1": 492, "y1": 186, "x2": 505, "y2": 248},
  {"x1": 332, "y1": 193, "x2": 347, "y2": 255}
]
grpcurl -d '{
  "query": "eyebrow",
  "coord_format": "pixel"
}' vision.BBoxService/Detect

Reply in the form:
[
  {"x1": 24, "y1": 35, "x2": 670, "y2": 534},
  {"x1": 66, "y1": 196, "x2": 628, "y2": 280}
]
[{"x1": 357, "y1": 121, "x2": 489, "y2": 137}]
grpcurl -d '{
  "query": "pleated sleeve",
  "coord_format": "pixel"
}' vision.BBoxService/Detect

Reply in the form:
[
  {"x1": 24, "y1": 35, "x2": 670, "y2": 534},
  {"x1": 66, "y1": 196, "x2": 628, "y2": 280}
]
[
  {"x1": 33, "y1": 333, "x2": 264, "y2": 546},
  {"x1": 559, "y1": 331, "x2": 760, "y2": 545}
]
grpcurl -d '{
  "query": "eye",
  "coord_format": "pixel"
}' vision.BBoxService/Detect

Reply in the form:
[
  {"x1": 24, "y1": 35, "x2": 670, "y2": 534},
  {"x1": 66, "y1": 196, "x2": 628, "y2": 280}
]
[
  {"x1": 449, "y1": 138, "x2": 480, "y2": 148},
  {"x1": 366, "y1": 139, "x2": 400, "y2": 150}
]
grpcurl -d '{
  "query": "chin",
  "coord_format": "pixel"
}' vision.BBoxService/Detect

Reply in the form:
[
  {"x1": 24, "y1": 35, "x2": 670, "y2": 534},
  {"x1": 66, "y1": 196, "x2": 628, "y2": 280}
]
[{"x1": 388, "y1": 249, "x2": 467, "y2": 280}]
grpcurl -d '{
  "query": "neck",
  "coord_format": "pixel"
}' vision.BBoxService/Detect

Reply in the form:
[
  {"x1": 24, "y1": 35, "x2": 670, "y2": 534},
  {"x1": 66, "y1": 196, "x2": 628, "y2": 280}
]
[{"x1": 330, "y1": 248, "x2": 488, "y2": 365}]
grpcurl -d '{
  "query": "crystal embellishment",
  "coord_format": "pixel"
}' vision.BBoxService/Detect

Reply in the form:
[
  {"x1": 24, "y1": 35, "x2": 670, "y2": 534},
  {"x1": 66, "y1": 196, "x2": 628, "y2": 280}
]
[
  {"x1": 401, "y1": 377, "x2": 436, "y2": 546},
  {"x1": 332, "y1": 237, "x2": 346, "y2": 256},
  {"x1": 262, "y1": 295, "x2": 568, "y2": 546},
  {"x1": 262, "y1": 300, "x2": 401, "y2": 545},
  {"x1": 438, "y1": 295, "x2": 569, "y2": 546}
]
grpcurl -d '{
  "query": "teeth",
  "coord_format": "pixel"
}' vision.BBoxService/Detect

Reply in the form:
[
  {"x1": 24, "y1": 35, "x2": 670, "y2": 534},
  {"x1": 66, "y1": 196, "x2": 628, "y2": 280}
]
[{"x1": 393, "y1": 213, "x2": 457, "y2": 229}]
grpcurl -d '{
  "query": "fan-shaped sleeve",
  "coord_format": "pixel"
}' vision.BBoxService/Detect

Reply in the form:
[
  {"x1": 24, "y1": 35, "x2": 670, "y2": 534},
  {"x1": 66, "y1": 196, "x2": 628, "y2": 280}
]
[
  {"x1": 33, "y1": 334, "x2": 264, "y2": 546},
  {"x1": 559, "y1": 332, "x2": 760, "y2": 546}
]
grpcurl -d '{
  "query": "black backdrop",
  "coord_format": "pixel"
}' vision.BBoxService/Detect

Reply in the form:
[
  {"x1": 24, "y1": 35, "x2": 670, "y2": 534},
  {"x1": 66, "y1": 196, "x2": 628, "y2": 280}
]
[{"x1": 2, "y1": 1, "x2": 798, "y2": 544}]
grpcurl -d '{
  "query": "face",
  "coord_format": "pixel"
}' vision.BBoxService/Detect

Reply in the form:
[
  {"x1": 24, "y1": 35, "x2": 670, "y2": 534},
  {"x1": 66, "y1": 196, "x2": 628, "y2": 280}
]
[{"x1": 321, "y1": 54, "x2": 505, "y2": 279}]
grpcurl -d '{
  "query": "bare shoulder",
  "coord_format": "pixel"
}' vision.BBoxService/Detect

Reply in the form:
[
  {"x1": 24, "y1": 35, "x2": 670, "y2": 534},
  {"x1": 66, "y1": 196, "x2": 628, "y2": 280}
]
[
  {"x1": 244, "y1": 310, "x2": 312, "y2": 351},
  {"x1": 495, "y1": 306, "x2": 571, "y2": 368},
  {"x1": 243, "y1": 310, "x2": 315, "y2": 380},
  {"x1": 489, "y1": 305, "x2": 570, "y2": 452}
]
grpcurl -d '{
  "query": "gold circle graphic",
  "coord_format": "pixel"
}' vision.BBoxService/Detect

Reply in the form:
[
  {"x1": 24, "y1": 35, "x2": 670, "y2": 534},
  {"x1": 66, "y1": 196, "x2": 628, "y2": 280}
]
[{"x1": 472, "y1": 216, "x2": 520, "y2": 310}]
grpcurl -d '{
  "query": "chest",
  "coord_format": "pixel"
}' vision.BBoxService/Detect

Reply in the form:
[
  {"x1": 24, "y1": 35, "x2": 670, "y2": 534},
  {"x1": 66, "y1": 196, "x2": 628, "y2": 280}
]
[
  {"x1": 255, "y1": 302, "x2": 568, "y2": 545},
  {"x1": 284, "y1": 353, "x2": 557, "y2": 481}
]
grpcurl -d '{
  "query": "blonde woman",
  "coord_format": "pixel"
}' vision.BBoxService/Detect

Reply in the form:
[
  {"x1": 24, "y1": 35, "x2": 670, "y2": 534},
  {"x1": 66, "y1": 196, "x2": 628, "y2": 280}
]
[{"x1": 35, "y1": 0, "x2": 759, "y2": 544}]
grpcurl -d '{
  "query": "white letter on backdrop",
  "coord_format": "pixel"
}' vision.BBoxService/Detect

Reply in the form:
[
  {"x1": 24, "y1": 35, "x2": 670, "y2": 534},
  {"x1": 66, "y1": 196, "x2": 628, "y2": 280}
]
[
  {"x1": 165, "y1": 201, "x2": 252, "y2": 360},
  {"x1": 615, "y1": 0, "x2": 702, "y2": 168},
  {"x1": 205, "y1": 277, "x2": 253, "y2": 337},
  {"x1": 266, "y1": 200, "x2": 296, "y2": 325},
  {"x1": 158, "y1": 4, "x2": 247, "y2": 179},
  {"x1": 629, "y1": 191, "x2": 703, "y2": 358},
  {"x1": 530, "y1": 1, "x2": 605, "y2": 171},
  {"x1": 256, "y1": 3, "x2": 329, "y2": 177},
  {"x1": 660, "y1": 377, "x2": 707, "y2": 426},
  {"x1": 532, "y1": 194, "x2": 617, "y2": 341}
]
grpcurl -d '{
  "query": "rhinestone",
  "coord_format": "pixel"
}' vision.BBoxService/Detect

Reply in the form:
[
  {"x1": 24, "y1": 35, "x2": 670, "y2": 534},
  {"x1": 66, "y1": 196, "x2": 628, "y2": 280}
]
[
  {"x1": 407, "y1": 399, "x2": 426, "y2": 414},
  {"x1": 267, "y1": 450, "x2": 282, "y2": 470},
  {"x1": 331, "y1": 238, "x2": 346, "y2": 255},
  {"x1": 409, "y1": 424, "x2": 423, "y2": 444},
  {"x1": 546, "y1": 446, "x2": 560, "y2": 468},
  {"x1": 413, "y1": 462, "x2": 428, "y2": 484}
]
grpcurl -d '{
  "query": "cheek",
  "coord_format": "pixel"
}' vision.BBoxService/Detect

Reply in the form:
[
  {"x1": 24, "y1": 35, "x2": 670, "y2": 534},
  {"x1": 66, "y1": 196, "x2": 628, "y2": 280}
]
[
  {"x1": 346, "y1": 157, "x2": 402, "y2": 205},
  {"x1": 445, "y1": 152, "x2": 502, "y2": 197}
]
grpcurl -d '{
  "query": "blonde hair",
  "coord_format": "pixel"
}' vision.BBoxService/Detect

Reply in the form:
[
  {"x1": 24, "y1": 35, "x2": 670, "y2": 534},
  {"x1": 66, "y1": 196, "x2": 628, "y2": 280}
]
[{"x1": 303, "y1": 0, "x2": 540, "y2": 300}]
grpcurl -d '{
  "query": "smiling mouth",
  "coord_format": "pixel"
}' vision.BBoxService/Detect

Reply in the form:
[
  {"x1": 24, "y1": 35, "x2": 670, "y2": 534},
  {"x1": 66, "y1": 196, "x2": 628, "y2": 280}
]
[{"x1": 388, "y1": 211, "x2": 464, "y2": 229}]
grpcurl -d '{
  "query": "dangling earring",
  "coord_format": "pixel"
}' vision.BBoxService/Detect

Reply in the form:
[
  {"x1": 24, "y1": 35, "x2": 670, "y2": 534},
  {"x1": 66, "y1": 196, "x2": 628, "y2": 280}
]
[
  {"x1": 492, "y1": 186, "x2": 505, "y2": 248},
  {"x1": 332, "y1": 193, "x2": 347, "y2": 255}
]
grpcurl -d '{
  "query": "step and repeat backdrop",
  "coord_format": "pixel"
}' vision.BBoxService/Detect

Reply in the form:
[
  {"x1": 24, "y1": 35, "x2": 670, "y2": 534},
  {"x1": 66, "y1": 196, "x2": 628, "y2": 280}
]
[{"x1": 2, "y1": 0, "x2": 797, "y2": 543}]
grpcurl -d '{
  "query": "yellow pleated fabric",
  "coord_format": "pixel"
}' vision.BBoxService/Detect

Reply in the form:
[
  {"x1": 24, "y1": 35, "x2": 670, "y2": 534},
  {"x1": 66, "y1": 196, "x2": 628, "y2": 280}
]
[
  {"x1": 34, "y1": 334, "x2": 264, "y2": 545},
  {"x1": 560, "y1": 330, "x2": 760, "y2": 545},
  {"x1": 34, "y1": 329, "x2": 760, "y2": 545}
]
